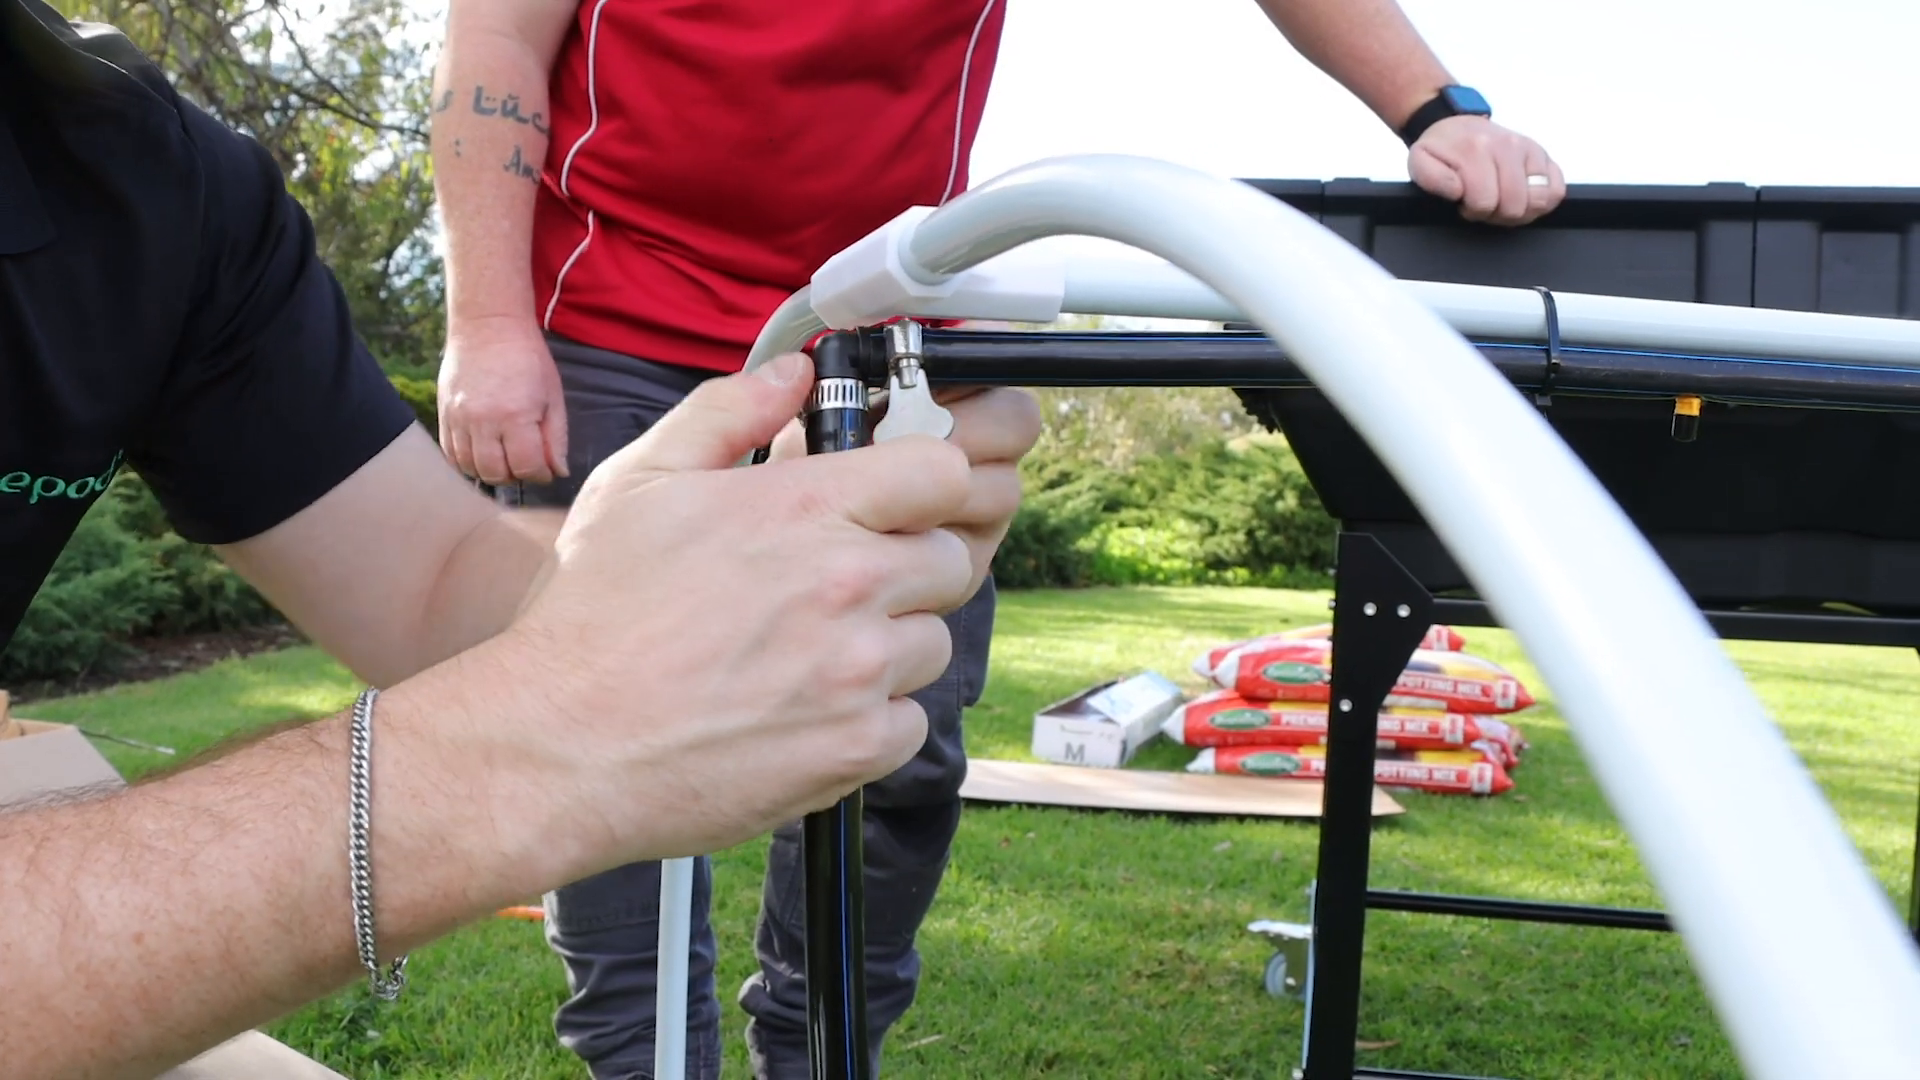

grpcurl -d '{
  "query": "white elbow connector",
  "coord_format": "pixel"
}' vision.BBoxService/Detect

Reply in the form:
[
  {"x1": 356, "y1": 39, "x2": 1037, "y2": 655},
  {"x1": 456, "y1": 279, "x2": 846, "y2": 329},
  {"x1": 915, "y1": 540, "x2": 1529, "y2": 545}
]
[{"x1": 807, "y1": 206, "x2": 1067, "y2": 329}]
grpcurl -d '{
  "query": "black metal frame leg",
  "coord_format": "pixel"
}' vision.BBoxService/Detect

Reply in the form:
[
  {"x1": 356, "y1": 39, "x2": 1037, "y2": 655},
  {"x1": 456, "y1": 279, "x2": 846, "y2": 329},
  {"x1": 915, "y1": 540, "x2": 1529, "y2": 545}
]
[{"x1": 1300, "y1": 533, "x2": 1436, "y2": 1080}]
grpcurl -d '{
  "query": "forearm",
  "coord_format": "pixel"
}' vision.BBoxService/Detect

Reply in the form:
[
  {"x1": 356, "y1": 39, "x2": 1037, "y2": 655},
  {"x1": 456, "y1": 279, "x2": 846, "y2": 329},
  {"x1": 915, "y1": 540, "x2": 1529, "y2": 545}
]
[
  {"x1": 1252, "y1": 0, "x2": 1454, "y2": 131},
  {"x1": 219, "y1": 433, "x2": 560, "y2": 689},
  {"x1": 430, "y1": 20, "x2": 565, "y2": 330},
  {"x1": 0, "y1": 651, "x2": 571, "y2": 1079},
  {"x1": 413, "y1": 506, "x2": 564, "y2": 667}
]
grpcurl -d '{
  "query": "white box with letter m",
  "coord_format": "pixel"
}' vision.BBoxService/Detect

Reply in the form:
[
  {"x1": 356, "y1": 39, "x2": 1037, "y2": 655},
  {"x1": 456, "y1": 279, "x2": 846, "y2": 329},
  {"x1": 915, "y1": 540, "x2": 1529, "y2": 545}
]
[{"x1": 1030, "y1": 672, "x2": 1185, "y2": 768}]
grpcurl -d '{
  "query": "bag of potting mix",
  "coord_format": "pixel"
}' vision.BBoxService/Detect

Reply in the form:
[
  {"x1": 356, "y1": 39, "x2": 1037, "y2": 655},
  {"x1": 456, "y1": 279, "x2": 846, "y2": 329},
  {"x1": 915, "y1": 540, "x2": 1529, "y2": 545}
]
[
  {"x1": 1186, "y1": 744, "x2": 1514, "y2": 796},
  {"x1": 1200, "y1": 639, "x2": 1534, "y2": 714},
  {"x1": 1192, "y1": 623, "x2": 1465, "y2": 677},
  {"x1": 1163, "y1": 691, "x2": 1524, "y2": 767}
]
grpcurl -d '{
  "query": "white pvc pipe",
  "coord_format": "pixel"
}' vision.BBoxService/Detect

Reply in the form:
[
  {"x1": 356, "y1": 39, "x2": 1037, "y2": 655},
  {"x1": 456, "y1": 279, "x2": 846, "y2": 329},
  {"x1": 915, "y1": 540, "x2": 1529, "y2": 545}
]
[
  {"x1": 1060, "y1": 254, "x2": 1920, "y2": 368},
  {"x1": 745, "y1": 285, "x2": 830, "y2": 380},
  {"x1": 821, "y1": 152, "x2": 1920, "y2": 1079},
  {"x1": 653, "y1": 855, "x2": 696, "y2": 1080}
]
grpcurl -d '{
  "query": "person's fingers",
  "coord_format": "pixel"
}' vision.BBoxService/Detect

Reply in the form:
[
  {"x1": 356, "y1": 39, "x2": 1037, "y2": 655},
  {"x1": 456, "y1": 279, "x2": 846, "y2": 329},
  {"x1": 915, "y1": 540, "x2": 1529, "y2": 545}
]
[
  {"x1": 861, "y1": 525, "x2": 974, "y2": 617},
  {"x1": 470, "y1": 430, "x2": 514, "y2": 487},
  {"x1": 883, "y1": 609, "x2": 958, "y2": 700},
  {"x1": 820, "y1": 696, "x2": 933, "y2": 803},
  {"x1": 502, "y1": 422, "x2": 556, "y2": 485},
  {"x1": 879, "y1": 695, "x2": 933, "y2": 770},
  {"x1": 943, "y1": 461, "x2": 1025, "y2": 533},
  {"x1": 445, "y1": 421, "x2": 478, "y2": 480},
  {"x1": 1529, "y1": 156, "x2": 1568, "y2": 221},
  {"x1": 804, "y1": 522, "x2": 973, "y2": 622},
  {"x1": 1520, "y1": 148, "x2": 1551, "y2": 220},
  {"x1": 810, "y1": 435, "x2": 972, "y2": 535},
  {"x1": 1407, "y1": 146, "x2": 1465, "y2": 204},
  {"x1": 545, "y1": 396, "x2": 571, "y2": 479},
  {"x1": 617, "y1": 352, "x2": 815, "y2": 476},
  {"x1": 1492, "y1": 147, "x2": 1532, "y2": 225},
  {"x1": 765, "y1": 414, "x2": 808, "y2": 463},
  {"x1": 1454, "y1": 152, "x2": 1500, "y2": 222},
  {"x1": 943, "y1": 387, "x2": 1042, "y2": 466}
]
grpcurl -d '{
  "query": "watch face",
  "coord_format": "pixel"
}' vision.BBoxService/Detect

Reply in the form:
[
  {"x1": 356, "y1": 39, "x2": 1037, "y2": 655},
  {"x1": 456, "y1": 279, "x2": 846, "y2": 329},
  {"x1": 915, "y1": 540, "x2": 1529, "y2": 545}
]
[{"x1": 1442, "y1": 86, "x2": 1492, "y2": 116}]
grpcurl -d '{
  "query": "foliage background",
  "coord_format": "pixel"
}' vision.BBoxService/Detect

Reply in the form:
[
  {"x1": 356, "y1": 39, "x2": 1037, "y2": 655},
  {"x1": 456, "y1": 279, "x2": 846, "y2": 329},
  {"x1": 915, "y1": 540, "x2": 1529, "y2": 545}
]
[
  {"x1": 1, "y1": 1, "x2": 1335, "y2": 681},
  {"x1": 60, "y1": 0, "x2": 448, "y2": 375}
]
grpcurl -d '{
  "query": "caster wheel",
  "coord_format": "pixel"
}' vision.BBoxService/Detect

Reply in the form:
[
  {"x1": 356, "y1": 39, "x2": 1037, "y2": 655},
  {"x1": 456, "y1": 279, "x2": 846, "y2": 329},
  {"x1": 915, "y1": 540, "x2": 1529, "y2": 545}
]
[{"x1": 1264, "y1": 951, "x2": 1293, "y2": 998}]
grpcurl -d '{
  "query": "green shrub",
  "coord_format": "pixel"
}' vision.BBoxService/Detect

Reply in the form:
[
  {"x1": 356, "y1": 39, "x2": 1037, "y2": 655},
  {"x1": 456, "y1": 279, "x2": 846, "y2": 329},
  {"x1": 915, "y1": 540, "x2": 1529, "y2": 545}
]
[
  {"x1": 991, "y1": 461, "x2": 1110, "y2": 588},
  {"x1": 389, "y1": 374, "x2": 439, "y2": 435},
  {"x1": 1, "y1": 490, "x2": 177, "y2": 680},
  {"x1": 1079, "y1": 519, "x2": 1213, "y2": 586},
  {"x1": 1, "y1": 473, "x2": 276, "y2": 682},
  {"x1": 991, "y1": 434, "x2": 1336, "y2": 590}
]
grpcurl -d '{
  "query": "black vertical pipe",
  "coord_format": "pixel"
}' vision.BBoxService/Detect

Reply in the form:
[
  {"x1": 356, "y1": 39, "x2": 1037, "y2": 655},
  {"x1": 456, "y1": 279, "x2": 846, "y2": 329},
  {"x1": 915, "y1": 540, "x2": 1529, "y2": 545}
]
[{"x1": 801, "y1": 333, "x2": 872, "y2": 1080}]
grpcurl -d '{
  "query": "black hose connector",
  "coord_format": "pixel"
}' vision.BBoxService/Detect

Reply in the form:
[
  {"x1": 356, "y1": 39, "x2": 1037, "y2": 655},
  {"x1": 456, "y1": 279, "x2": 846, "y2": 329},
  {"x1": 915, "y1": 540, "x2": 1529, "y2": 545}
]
[{"x1": 805, "y1": 333, "x2": 870, "y2": 456}]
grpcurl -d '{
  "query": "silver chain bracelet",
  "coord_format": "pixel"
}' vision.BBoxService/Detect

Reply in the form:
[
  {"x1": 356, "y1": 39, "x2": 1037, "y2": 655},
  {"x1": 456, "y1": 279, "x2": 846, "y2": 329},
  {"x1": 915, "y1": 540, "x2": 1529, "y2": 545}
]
[{"x1": 349, "y1": 687, "x2": 408, "y2": 1001}]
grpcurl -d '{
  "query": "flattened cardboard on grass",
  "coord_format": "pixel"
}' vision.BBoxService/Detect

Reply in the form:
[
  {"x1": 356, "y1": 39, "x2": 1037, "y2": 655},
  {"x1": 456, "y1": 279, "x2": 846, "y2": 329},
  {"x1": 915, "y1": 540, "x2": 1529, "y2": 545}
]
[
  {"x1": 0, "y1": 694, "x2": 351, "y2": 1080},
  {"x1": 961, "y1": 758, "x2": 1404, "y2": 819}
]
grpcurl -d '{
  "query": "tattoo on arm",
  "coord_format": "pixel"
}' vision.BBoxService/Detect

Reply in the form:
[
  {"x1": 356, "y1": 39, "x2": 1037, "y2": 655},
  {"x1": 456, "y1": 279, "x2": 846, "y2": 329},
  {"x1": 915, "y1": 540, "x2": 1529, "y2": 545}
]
[
  {"x1": 503, "y1": 145, "x2": 540, "y2": 183},
  {"x1": 434, "y1": 88, "x2": 453, "y2": 113},
  {"x1": 470, "y1": 85, "x2": 550, "y2": 136}
]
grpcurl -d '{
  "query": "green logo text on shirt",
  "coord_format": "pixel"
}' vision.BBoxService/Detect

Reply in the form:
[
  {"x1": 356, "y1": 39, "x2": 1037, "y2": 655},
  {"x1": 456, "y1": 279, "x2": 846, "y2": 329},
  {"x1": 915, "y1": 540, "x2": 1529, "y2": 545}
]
[{"x1": 1, "y1": 450, "x2": 124, "y2": 505}]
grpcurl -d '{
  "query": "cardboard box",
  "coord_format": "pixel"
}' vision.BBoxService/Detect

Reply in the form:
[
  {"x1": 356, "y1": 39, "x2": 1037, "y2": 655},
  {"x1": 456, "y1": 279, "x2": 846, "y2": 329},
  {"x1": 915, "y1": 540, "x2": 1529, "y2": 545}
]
[
  {"x1": 0, "y1": 719, "x2": 125, "y2": 806},
  {"x1": 0, "y1": 702, "x2": 350, "y2": 1079},
  {"x1": 1030, "y1": 672, "x2": 1185, "y2": 768}
]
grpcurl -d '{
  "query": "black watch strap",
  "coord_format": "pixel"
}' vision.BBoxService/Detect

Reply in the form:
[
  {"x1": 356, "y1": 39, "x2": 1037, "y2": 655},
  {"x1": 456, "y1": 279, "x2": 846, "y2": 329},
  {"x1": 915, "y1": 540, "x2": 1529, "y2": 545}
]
[{"x1": 1398, "y1": 85, "x2": 1492, "y2": 146}]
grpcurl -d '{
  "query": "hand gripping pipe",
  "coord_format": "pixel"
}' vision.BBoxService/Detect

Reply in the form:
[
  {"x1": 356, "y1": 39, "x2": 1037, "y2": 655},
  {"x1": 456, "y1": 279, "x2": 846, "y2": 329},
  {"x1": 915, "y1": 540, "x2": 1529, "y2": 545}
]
[{"x1": 719, "y1": 153, "x2": 1920, "y2": 1080}]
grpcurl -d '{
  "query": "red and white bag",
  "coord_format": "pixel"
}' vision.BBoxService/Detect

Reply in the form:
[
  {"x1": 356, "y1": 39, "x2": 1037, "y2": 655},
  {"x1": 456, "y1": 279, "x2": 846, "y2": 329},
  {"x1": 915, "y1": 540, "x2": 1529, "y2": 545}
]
[
  {"x1": 1186, "y1": 744, "x2": 1513, "y2": 796},
  {"x1": 1163, "y1": 691, "x2": 1523, "y2": 767},
  {"x1": 1192, "y1": 623, "x2": 1465, "y2": 677},
  {"x1": 1201, "y1": 639, "x2": 1534, "y2": 715}
]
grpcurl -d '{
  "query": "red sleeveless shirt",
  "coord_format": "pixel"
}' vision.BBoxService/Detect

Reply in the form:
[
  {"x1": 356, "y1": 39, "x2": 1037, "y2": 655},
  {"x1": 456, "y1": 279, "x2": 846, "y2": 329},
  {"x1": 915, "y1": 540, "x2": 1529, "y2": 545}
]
[{"x1": 531, "y1": 0, "x2": 1008, "y2": 372}]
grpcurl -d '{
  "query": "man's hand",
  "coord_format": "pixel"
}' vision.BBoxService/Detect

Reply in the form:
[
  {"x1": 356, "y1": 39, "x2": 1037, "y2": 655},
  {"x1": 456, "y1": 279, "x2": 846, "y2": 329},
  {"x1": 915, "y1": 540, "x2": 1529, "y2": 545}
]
[
  {"x1": 483, "y1": 354, "x2": 1034, "y2": 877},
  {"x1": 766, "y1": 383, "x2": 1041, "y2": 604},
  {"x1": 1407, "y1": 116, "x2": 1566, "y2": 227},
  {"x1": 438, "y1": 316, "x2": 570, "y2": 485},
  {"x1": 0, "y1": 354, "x2": 1033, "y2": 1080},
  {"x1": 1243, "y1": 0, "x2": 1567, "y2": 227}
]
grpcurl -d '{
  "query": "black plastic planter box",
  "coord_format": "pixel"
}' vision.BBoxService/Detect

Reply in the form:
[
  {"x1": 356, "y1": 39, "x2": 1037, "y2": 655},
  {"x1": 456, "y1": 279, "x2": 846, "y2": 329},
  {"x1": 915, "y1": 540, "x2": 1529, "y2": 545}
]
[{"x1": 1233, "y1": 179, "x2": 1920, "y2": 615}]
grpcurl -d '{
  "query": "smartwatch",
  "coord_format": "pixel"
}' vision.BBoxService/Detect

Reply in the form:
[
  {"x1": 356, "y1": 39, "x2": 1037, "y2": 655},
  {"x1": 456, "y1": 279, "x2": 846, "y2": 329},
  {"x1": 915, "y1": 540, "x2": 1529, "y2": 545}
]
[{"x1": 1398, "y1": 85, "x2": 1492, "y2": 146}]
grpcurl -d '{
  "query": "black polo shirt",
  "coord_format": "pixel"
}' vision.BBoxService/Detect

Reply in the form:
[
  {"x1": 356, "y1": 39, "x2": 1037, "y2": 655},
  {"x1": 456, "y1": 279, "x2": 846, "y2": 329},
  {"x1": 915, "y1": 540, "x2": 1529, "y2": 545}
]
[{"x1": 0, "y1": 0, "x2": 418, "y2": 648}]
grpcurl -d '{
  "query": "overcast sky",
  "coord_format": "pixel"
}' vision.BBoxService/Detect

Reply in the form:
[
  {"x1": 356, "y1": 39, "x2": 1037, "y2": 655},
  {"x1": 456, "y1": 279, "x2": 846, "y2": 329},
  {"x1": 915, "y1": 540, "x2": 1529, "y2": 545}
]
[
  {"x1": 969, "y1": 0, "x2": 1920, "y2": 263},
  {"x1": 975, "y1": 0, "x2": 1919, "y2": 188}
]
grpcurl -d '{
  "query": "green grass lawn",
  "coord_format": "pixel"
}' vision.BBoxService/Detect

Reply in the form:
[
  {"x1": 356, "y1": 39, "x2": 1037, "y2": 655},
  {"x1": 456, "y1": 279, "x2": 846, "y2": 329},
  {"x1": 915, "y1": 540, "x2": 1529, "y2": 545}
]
[{"x1": 26, "y1": 586, "x2": 1920, "y2": 1079}]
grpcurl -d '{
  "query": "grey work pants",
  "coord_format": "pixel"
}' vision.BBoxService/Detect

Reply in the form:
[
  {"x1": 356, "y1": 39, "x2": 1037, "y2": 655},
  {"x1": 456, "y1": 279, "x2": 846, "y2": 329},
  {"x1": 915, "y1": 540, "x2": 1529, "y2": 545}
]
[{"x1": 499, "y1": 336, "x2": 992, "y2": 1079}]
